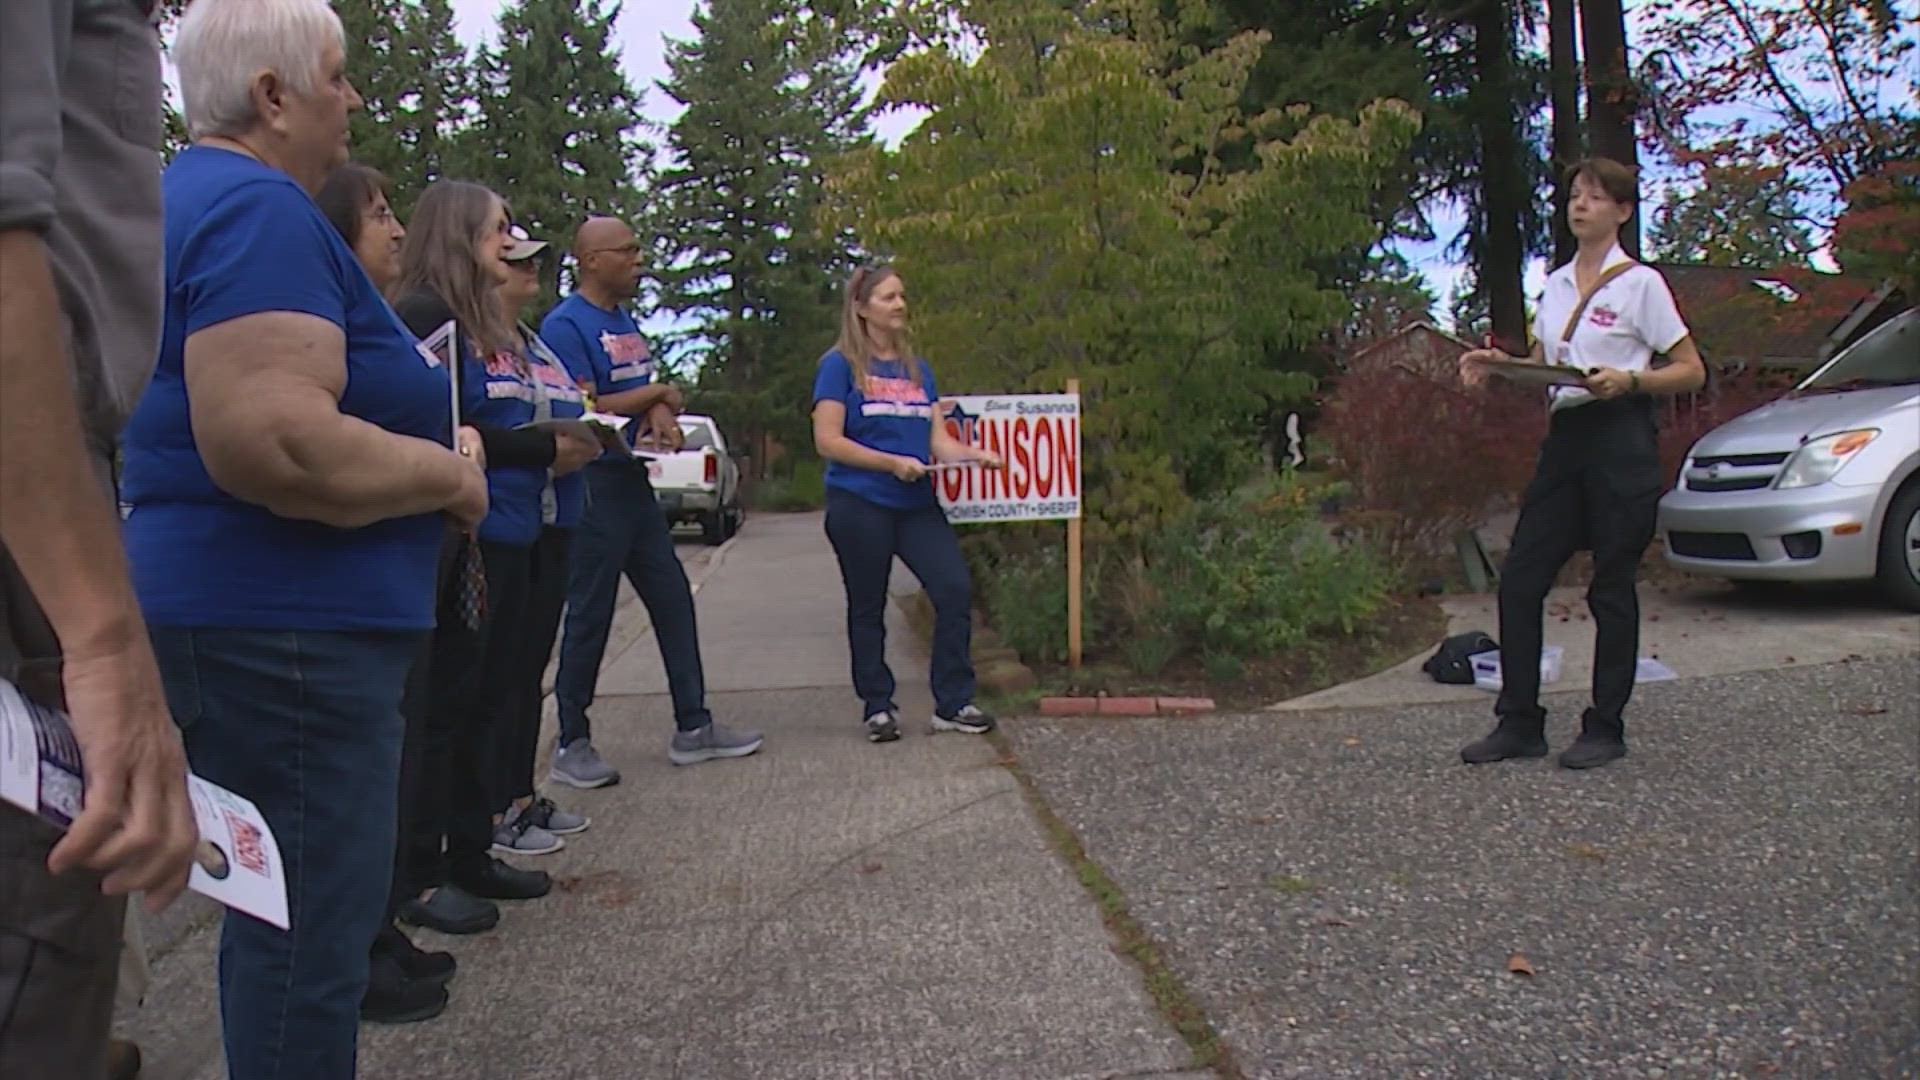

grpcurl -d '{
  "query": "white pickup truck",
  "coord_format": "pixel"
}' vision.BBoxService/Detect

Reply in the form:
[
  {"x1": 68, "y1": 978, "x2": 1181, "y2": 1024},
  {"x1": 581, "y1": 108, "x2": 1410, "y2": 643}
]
[{"x1": 646, "y1": 413, "x2": 745, "y2": 545}]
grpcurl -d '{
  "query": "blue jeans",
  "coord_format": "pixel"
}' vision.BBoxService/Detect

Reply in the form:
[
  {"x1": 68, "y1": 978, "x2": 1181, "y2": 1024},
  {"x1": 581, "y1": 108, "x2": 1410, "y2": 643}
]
[
  {"x1": 823, "y1": 487, "x2": 976, "y2": 719},
  {"x1": 556, "y1": 463, "x2": 709, "y2": 742},
  {"x1": 150, "y1": 627, "x2": 423, "y2": 1080}
]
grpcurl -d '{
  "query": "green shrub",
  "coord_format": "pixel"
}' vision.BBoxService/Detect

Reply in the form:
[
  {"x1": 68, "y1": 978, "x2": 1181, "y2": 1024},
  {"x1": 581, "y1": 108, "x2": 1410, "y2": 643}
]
[
  {"x1": 746, "y1": 457, "x2": 826, "y2": 512},
  {"x1": 1144, "y1": 478, "x2": 1390, "y2": 659},
  {"x1": 970, "y1": 539, "x2": 1104, "y2": 665}
]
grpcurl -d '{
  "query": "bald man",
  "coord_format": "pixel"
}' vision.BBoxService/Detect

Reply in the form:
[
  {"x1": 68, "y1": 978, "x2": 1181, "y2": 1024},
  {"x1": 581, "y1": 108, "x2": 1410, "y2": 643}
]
[{"x1": 538, "y1": 218, "x2": 763, "y2": 786}]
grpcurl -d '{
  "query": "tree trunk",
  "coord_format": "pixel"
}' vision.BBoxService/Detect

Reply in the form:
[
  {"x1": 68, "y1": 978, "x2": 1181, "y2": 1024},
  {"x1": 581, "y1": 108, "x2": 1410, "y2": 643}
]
[
  {"x1": 1470, "y1": 0, "x2": 1531, "y2": 354},
  {"x1": 1580, "y1": 0, "x2": 1640, "y2": 254},
  {"x1": 1548, "y1": 0, "x2": 1582, "y2": 266}
]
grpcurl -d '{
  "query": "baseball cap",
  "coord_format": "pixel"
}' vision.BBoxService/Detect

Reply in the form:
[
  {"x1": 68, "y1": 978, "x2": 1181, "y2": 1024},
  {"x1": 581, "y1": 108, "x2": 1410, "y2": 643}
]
[{"x1": 504, "y1": 223, "x2": 549, "y2": 262}]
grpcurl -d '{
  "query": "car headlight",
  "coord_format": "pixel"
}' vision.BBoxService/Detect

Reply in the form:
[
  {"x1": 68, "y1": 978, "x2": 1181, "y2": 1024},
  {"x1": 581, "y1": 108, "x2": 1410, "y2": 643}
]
[{"x1": 1775, "y1": 429, "x2": 1880, "y2": 490}]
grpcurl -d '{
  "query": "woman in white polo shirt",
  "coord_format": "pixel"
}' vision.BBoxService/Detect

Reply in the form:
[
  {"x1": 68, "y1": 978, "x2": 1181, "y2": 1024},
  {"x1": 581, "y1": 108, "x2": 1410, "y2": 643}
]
[{"x1": 1458, "y1": 157, "x2": 1706, "y2": 770}]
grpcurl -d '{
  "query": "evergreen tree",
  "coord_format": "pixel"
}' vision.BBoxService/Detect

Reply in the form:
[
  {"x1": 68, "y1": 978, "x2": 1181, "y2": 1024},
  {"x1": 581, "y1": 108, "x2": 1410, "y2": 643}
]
[
  {"x1": 335, "y1": 0, "x2": 473, "y2": 215},
  {"x1": 1649, "y1": 166, "x2": 1818, "y2": 270},
  {"x1": 651, "y1": 0, "x2": 874, "y2": 475},
  {"x1": 462, "y1": 0, "x2": 650, "y2": 308}
]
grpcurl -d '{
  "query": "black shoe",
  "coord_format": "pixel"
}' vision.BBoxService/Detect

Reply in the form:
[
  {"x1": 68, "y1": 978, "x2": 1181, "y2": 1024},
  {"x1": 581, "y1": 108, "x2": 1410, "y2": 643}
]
[
  {"x1": 1460, "y1": 717, "x2": 1549, "y2": 764},
  {"x1": 360, "y1": 954, "x2": 449, "y2": 1024},
  {"x1": 398, "y1": 884, "x2": 500, "y2": 935},
  {"x1": 454, "y1": 857, "x2": 552, "y2": 901},
  {"x1": 1558, "y1": 734, "x2": 1627, "y2": 770},
  {"x1": 375, "y1": 922, "x2": 456, "y2": 986}
]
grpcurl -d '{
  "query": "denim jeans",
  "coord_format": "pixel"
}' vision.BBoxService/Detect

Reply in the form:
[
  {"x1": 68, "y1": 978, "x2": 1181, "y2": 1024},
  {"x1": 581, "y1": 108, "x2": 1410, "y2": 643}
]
[
  {"x1": 823, "y1": 487, "x2": 976, "y2": 719},
  {"x1": 150, "y1": 626, "x2": 423, "y2": 1080},
  {"x1": 556, "y1": 463, "x2": 709, "y2": 741}
]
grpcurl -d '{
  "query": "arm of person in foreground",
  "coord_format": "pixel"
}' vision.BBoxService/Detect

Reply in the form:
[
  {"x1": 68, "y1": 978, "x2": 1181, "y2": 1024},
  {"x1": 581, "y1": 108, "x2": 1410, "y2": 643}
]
[
  {"x1": 811, "y1": 399, "x2": 924, "y2": 481},
  {"x1": 185, "y1": 313, "x2": 486, "y2": 529},
  {"x1": 0, "y1": 228, "x2": 197, "y2": 906}
]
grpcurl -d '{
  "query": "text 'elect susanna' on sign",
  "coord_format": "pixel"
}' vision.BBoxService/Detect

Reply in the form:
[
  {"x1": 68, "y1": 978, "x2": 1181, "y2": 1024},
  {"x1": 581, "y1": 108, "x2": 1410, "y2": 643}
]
[{"x1": 937, "y1": 393, "x2": 1082, "y2": 524}]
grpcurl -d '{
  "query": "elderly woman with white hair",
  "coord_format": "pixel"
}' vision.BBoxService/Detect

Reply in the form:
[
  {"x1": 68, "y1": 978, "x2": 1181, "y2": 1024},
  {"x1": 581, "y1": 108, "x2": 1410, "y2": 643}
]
[{"x1": 117, "y1": 0, "x2": 486, "y2": 1073}]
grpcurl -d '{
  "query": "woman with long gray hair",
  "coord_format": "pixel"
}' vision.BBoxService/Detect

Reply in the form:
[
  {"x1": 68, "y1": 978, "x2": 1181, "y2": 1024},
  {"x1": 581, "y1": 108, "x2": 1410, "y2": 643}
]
[
  {"x1": 390, "y1": 181, "x2": 599, "y2": 899},
  {"x1": 118, "y1": 0, "x2": 486, "y2": 1073}
]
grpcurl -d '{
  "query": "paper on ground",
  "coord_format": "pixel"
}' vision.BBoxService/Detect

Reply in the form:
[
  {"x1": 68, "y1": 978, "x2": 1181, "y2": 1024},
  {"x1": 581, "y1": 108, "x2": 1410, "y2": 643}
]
[{"x1": 0, "y1": 679, "x2": 290, "y2": 929}]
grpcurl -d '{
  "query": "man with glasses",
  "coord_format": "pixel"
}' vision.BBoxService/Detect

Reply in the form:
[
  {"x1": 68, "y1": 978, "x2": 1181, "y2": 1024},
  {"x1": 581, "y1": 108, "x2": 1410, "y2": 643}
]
[{"x1": 538, "y1": 217, "x2": 762, "y2": 787}]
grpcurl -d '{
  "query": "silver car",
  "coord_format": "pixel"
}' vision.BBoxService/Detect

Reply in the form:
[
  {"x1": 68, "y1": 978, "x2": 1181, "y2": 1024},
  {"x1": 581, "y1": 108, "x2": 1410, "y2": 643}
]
[{"x1": 1658, "y1": 306, "x2": 1919, "y2": 611}]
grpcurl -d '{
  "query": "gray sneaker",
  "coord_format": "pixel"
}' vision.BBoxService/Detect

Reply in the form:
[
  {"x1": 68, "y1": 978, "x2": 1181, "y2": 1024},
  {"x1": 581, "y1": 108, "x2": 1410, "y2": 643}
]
[
  {"x1": 550, "y1": 740, "x2": 621, "y2": 789},
  {"x1": 491, "y1": 812, "x2": 564, "y2": 857},
  {"x1": 668, "y1": 722, "x2": 764, "y2": 766},
  {"x1": 522, "y1": 795, "x2": 589, "y2": 836}
]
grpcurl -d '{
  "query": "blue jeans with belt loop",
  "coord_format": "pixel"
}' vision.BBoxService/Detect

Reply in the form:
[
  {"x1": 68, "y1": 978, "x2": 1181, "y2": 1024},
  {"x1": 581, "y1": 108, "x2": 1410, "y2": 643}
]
[
  {"x1": 150, "y1": 626, "x2": 423, "y2": 1080},
  {"x1": 556, "y1": 462, "x2": 711, "y2": 742}
]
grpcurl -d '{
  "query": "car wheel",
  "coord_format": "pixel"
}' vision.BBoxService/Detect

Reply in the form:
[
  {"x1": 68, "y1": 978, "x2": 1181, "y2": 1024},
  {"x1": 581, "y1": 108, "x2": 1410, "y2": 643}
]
[
  {"x1": 1875, "y1": 479, "x2": 1920, "y2": 613},
  {"x1": 701, "y1": 510, "x2": 726, "y2": 546}
]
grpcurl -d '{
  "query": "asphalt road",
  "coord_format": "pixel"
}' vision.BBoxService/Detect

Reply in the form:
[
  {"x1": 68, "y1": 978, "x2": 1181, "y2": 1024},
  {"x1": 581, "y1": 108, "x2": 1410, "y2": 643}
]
[{"x1": 1006, "y1": 656, "x2": 1920, "y2": 1080}]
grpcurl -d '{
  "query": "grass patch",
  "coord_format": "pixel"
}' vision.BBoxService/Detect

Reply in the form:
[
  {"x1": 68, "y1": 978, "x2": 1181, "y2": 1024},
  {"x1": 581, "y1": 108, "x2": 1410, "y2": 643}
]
[
  {"x1": 988, "y1": 731, "x2": 1244, "y2": 1079},
  {"x1": 1269, "y1": 874, "x2": 1318, "y2": 896}
]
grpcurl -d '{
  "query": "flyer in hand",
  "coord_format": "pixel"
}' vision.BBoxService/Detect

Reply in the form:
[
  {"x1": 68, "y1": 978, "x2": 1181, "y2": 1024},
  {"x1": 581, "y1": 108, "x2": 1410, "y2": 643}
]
[{"x1": 0, "y1": 679, "x2": 291, "y2": 929}]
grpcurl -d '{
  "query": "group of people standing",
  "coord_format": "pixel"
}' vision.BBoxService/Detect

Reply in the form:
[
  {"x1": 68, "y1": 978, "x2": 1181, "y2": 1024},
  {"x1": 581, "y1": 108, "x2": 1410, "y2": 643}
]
[
  {"x1": 3, "y1": 1, "x2": 1005, "y2": 1077},
  {"x1": 4, "y1": 1, "x2": 1703, "y2": 1079}
]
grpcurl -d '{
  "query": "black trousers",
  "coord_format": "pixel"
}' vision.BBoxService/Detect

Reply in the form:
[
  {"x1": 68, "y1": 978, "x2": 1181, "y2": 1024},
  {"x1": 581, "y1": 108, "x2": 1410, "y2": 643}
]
[
  {"x1": 473, "y1": 537, "x2": 539, "y2": 813},
  {"x1": 478, "y1": 527, "x2": 571, "y2": 807},
  {"x1": 1496, "y1": 398, "x2": 1663, "y2": 735},
  {"x1": 387, "y1": 529, "x2": 496, "y2": 913}
]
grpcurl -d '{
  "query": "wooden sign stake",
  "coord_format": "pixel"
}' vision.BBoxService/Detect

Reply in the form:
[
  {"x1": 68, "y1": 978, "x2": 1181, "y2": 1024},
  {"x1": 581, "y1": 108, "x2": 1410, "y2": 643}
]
[{"x1": 1066, "y1": 377, "x2": 1083, "y2": 671}]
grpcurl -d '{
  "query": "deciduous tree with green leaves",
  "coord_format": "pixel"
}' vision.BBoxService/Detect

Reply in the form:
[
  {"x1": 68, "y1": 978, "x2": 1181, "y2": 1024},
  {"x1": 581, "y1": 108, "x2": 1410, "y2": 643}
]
[{"x1": 823, "y1": 0, "x2": 1419, "y2": 547}]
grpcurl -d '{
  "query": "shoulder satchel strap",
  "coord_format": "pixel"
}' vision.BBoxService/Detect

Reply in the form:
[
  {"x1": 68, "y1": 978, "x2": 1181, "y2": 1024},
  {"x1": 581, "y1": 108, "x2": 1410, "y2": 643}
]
[{"x1": 1559, "y1": 260, "x2": 1639, "y2": 344}]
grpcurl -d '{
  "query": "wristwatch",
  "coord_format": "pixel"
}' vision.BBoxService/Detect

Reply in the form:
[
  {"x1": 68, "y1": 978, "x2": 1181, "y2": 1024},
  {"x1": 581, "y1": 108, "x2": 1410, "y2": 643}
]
[{"x1": 1629, "y1": 371, "x2": 1641, "y2": 393}]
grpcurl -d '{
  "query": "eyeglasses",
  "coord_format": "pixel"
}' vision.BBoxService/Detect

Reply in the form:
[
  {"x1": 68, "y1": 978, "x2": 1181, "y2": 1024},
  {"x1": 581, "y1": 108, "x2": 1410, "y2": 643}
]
[{"x1": 582, "y1": 243, "x2": 641, "y2": 257}]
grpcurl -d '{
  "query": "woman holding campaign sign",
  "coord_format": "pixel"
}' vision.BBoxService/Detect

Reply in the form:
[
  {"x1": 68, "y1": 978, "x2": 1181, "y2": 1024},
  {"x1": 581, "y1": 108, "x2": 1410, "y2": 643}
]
[
  {"x1": 811, "y1": 265, "x2": 1005, "y2": 744},
  {"x1": 1457, "y1": 158, "x2": 1706, "y2": 771},
  {"x1": 391, "y1": 182, "x2": 599, "y2": 884}
]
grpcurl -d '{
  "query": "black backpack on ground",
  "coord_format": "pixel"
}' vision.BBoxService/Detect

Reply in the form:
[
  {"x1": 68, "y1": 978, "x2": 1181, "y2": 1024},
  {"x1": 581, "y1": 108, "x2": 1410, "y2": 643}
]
[{"x1": 1422, "y1": 632, "x2": 1497, "y2": 685}]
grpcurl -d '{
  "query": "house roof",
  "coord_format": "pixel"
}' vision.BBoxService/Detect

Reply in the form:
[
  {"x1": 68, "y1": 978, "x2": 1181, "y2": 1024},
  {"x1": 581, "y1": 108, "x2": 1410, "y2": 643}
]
[
  {"x1": 1344, "y1": 320, "x2": 1475, "y2": 366},
  {"x1": 1650, "y1": 262, "x2": 1887, "y2": 365}
]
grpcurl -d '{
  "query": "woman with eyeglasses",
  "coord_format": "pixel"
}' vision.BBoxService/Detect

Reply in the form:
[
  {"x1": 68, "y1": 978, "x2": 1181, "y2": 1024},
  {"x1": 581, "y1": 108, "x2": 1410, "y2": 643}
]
[
  {"x1": 386, "y1": 181, "x2": 601, "y2": 924},
  {"x1": 810, "y1": 264, "x2": 1004, "y2": 744},
  {"x1": 480, "y1": 227, "x2": 599, "y2": 853}
]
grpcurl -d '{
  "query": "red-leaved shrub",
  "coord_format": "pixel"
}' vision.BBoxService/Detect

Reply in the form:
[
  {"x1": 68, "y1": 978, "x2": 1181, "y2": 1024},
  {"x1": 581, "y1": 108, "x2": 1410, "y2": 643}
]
[{"x1": 1317, "y1": 368, "x2": 1547, "y2": 571}]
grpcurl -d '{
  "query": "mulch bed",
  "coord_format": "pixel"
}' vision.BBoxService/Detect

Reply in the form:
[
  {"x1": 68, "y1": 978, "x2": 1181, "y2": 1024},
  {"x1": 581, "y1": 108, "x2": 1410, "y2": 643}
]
[{"x1": 1011, "y1": 594, "x2": 1449, "y2": 712}]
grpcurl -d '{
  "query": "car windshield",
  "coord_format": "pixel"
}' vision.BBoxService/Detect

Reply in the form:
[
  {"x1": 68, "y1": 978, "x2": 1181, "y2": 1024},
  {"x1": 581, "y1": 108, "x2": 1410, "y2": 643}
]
[
  {"x1": 678, "y1": 422, "x2": 714, "y2": 450},
  {"x1": 1798, "y1": 309, "x2": 1920, "y2": 393}
]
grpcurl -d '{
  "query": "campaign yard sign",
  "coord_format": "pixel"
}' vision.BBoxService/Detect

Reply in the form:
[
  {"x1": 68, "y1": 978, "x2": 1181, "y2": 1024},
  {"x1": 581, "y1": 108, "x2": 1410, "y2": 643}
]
[{"x1": 937, "y1": 393, "x2": 1081, "y2": 524}]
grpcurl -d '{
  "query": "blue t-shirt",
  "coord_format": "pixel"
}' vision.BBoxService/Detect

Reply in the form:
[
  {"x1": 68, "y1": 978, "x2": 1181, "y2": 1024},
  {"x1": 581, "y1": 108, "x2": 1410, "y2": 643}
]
[
  {"x1": 539, "y1": 294, "x2": 655, "y2": 465},
  {"x1": 461, "y1": 340, "x2": 548, "y2": 546},
  {"x1": 120, "y1": 147, "x2": 454, "y2": 631},
  {"x1": 520, "y1": 327, "x2": 589, "y2": 528},
  {"x1": 811, "y1": 350, "x2": 940, "y2": 509}
]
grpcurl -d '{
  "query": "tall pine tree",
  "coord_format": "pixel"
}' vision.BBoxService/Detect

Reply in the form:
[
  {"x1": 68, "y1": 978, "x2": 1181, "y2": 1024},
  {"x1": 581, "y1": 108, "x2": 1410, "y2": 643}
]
[
  {"x1": 335, "y1": 0, "x2": 473, "y2": 215},
  {"x1": 462, "y1": 0, "x2": 649, "y2": 308},
  {"x1": 650, "y1": 0, "x2": 873, "y2": 475}
]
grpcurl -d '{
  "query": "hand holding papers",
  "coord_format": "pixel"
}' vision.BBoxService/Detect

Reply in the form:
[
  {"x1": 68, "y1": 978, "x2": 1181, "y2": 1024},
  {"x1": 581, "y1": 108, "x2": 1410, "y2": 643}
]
[{"x1": 0, "y1": 679, "x2": 290, "y2": 928}]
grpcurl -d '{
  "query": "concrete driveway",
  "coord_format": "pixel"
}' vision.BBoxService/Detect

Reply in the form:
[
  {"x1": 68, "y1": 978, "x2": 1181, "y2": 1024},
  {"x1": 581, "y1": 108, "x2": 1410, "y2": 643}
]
[{"x1": 1272, "y1": 581, "x2": 1919, "y2": 713}]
